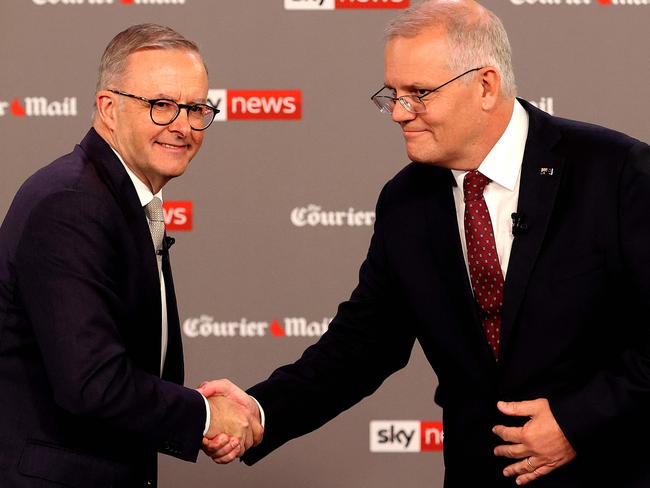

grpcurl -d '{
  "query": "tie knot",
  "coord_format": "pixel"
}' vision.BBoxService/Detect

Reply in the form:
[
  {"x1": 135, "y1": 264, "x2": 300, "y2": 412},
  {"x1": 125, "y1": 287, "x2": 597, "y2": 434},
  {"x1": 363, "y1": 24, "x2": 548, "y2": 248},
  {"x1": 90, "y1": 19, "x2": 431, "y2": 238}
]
[
  {"x1": 145, "y1": 197, "x2": 164, "y2": 222},
  {"x1": 463, "y1": 170, "x2": 491, "y2": 202}
]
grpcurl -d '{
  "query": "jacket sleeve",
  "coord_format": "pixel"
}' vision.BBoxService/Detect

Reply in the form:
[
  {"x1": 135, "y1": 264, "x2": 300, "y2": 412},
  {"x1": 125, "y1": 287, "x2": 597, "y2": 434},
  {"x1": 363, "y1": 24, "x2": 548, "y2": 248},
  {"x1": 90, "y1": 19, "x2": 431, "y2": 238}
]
[
  {"x1": 243, "y1": 181, "x2": 416, "y2": 465},
  {"x1": 15, "y1": 189, "x2": 206, "y2": 462}
]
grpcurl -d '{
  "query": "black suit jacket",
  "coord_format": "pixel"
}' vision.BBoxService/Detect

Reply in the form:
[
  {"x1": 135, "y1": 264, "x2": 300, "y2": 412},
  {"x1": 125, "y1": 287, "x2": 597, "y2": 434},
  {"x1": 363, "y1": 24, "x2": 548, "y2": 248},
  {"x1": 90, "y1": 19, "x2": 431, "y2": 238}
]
[
  {"x1": 243, "y1": 100, "x2": 650, "y2": 487},
  {"x1": 0, "y1": 129, "x2": 205, "y2": 487}
]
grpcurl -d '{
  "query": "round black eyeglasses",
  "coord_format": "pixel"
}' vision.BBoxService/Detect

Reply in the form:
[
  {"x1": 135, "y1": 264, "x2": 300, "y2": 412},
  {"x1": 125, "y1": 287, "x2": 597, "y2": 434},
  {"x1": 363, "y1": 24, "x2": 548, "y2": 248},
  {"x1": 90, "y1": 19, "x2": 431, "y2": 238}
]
[{"x1": 108, "y1": 89, "x2": 219, "y2": 131}]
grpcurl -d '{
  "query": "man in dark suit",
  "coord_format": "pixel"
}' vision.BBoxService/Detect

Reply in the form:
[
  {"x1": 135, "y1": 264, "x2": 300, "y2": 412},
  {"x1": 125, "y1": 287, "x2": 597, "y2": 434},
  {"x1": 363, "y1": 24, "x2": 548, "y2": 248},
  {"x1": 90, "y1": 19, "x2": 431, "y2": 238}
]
[
  {"x1": 202, "y1": 0, "x2": 650, "y2": 486},
  {"x1": 0, "y1": 24, "x2": 261, "y2": 487}
]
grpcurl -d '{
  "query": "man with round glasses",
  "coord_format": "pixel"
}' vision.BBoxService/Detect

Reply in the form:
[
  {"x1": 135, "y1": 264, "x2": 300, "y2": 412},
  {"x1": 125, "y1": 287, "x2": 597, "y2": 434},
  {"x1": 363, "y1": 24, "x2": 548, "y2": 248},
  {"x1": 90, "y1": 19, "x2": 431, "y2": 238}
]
[
  {"x1": 201, "y1": 1, "x2": 650, "y2": 487},
  {"x1": 0, "y1": 23, "x2": 261, "y2": 487}
]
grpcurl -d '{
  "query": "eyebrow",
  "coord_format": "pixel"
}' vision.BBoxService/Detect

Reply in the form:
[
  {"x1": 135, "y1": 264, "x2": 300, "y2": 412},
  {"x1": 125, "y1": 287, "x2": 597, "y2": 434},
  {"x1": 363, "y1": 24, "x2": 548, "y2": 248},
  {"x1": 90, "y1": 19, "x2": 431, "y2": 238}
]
[
  {"x1": 151, "y1": 93, "x2": 207, "y2": 104},
  {"x1": 382, "y1": 83, "x2": 431, "y2": 92}
]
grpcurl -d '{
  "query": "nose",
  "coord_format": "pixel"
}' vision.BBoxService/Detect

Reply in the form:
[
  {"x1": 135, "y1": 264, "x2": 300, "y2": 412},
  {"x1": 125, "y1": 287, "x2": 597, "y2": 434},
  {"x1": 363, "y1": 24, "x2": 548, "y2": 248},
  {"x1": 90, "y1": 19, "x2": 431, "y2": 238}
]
[
  {"x1": 391, "y1": 98, "x2": 416, "y2": 124},
  {"x1": 167, "y1": 108, "x2": 192, "y2": 136}
]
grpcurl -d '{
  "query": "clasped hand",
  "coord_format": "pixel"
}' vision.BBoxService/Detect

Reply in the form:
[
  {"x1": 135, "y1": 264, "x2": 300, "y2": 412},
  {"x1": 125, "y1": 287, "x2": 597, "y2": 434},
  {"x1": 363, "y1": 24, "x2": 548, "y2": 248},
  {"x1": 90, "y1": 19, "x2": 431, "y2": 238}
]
[
  {"x1": 197, "y1": 379, "x2": 263, "y2": 464},
  {"x1": 492, "y1": 398, "x2": 576, "y2": 485}
]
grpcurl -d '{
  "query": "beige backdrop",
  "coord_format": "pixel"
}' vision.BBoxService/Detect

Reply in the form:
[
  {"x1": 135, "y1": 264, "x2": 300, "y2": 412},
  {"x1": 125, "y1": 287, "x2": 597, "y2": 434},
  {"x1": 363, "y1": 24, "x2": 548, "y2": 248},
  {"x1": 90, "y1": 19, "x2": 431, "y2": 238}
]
[{"x1": 1, "y1": 0, "x2": 649, "y2": 487}]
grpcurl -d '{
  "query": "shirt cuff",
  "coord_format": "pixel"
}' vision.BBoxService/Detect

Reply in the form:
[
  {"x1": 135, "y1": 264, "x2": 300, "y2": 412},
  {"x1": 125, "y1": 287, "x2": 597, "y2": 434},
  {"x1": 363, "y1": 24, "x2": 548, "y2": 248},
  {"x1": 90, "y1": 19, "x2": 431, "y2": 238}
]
[
  {"x1": 250, "y1": 395, "x2": 266, "y2": 428},
  {"x1": 201, "y1": 393, "x2": 210, "y2": 436}
]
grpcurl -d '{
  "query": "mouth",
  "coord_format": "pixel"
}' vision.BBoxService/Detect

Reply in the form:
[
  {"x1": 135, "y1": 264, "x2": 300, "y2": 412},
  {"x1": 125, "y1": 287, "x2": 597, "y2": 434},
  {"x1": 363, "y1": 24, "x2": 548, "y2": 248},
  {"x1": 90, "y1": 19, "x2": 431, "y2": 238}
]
[
  {"x1": 155, "y1": 141, "x2": 190, "y2": 152},
  {"x1": 402, "y1": 129, "x2": 427, "y2": 138}
]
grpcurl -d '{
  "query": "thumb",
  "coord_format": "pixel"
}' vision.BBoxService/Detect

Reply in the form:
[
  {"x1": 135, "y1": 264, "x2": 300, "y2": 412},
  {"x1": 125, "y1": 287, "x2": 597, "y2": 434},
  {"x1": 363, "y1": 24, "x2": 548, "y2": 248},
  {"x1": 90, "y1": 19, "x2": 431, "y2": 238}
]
[{"x1": 197, "y1": 382, "x2": 219, "y2": 397}]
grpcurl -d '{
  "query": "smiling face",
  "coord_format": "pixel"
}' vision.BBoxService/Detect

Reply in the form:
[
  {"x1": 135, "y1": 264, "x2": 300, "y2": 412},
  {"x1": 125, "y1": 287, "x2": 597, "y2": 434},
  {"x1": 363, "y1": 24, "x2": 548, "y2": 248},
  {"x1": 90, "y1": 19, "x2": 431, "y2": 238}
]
[
  {"x1": 99, "y1": 48, "x2": 209, "y2": 193},
  {"x1": 384, "y1": 27, "x2": 488, "y2": 170}
]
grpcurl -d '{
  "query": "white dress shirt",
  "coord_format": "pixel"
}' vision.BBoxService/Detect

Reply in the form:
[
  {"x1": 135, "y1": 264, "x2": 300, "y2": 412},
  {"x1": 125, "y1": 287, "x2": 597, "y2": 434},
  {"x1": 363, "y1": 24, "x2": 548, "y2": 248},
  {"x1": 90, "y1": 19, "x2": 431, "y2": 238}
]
[
  {"x1": 110, "y1": 148, "x2": 168, "y2": 375},
  {"x1": 451, "y1": 99, "x2": 529, "y2": 280}
]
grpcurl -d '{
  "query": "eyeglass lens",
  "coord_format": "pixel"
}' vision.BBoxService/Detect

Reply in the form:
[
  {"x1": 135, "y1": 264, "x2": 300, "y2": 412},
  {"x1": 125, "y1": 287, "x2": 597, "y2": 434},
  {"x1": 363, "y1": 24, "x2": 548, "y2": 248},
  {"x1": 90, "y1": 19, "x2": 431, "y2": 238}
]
[{"x1": 151, "y1": 100, "x2": 215, "y2": 130}]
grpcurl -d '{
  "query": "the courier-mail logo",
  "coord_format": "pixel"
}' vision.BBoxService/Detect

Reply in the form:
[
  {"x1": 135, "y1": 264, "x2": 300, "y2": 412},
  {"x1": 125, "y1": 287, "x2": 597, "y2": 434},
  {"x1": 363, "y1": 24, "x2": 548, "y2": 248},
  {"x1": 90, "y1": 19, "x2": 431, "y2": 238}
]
[
  {"x1": 370, "y1": 420, "x2": 444, "y2": 452},
  {"x1": 207, "y1": 89, "x2": 301, "y2": 121}
]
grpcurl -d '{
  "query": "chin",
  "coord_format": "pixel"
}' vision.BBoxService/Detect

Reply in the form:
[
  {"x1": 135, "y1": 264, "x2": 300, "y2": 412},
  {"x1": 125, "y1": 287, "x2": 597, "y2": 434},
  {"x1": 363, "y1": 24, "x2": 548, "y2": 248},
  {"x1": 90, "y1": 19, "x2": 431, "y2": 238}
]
[{"x1": 406, "y1": 149, "x2": 432, "y2": 164}]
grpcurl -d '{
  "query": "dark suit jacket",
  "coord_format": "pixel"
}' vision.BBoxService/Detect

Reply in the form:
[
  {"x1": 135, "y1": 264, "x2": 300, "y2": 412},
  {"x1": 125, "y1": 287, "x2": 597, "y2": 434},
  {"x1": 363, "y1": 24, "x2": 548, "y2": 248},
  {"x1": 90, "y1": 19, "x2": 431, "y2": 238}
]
[
  {"x1": 0, "y1": 129, "x2": 205, "y2": 487},
  {"x1": 242, "y1": 100, "x2": 650, "y2": 487}
]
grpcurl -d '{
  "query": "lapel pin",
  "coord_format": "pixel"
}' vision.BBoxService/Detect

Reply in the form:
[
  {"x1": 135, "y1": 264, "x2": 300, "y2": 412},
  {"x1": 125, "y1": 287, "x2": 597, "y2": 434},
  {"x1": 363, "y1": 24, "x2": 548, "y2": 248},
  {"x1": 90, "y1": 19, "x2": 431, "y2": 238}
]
[{"x1": 540, "y1": 167, "x2": 554, "y2": 176}]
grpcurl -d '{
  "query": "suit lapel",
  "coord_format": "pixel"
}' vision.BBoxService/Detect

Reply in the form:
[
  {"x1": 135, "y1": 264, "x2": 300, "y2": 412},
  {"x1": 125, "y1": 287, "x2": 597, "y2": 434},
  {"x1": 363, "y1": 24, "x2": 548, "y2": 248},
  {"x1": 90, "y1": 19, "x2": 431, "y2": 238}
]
[
  {"x1": 499, "y1": 100, "x2": 564, "y2": 361},
  {"x1": 161, "y1": 240, "x2": 184, "y2": 384},
  {"x1": 79, "y1": 128, "x2": 163, "y2": 375}
]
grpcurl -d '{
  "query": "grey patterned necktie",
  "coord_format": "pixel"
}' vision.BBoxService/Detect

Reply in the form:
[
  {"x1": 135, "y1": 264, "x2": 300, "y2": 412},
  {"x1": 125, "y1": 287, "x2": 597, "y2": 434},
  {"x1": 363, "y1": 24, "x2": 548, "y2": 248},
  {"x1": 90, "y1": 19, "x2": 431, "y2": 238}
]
[{"x1": 144, "y1": 197, "x2": 165, "y2": 254}]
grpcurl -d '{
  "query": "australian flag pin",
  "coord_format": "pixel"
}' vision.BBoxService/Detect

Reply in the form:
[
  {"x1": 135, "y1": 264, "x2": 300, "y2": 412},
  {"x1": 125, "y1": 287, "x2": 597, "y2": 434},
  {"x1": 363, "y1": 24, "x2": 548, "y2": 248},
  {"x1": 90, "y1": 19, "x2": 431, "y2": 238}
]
[{"x1": 540, "y1": 167, "x2": 554, "y2": 176}]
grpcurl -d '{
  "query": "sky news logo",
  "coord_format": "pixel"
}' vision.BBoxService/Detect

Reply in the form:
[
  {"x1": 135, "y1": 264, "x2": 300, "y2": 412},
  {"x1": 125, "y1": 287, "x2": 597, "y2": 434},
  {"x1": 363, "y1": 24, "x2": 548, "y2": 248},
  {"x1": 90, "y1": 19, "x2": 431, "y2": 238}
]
[
  {"x1": 207, "y1": 89, "x2": 301, "y2": 121},
  {"x1": 370, "y1": 420, "x2": 444, "y2": 453},
  {"x1": 0, "y1": 97, "x2": 77, "y2": 117},
  {"x1": 511, "y1": 0, "x2": 648, "y2": 6},
  {"x1": 285, "y1": 0, "x2": 409, "y2": 9},
  {"x1": 183, "y1": 316, "x2": 332, "y2": 338},
  {"x1": 291, "y1": 205, "x2": 375, "y2": 227},
  {"x1": 163, "y1": 201, "x2": 192, "y2": 231},
  {"x1": 32, "y1": 0, "x2": 186, "y2": 6}
]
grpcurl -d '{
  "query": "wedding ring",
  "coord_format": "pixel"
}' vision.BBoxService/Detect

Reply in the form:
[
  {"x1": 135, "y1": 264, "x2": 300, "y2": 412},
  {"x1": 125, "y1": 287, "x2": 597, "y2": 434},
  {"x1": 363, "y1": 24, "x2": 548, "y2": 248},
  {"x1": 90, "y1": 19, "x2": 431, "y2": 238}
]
[{"x1": 526, "y1": 457, "x2": 535, "y2": 472}]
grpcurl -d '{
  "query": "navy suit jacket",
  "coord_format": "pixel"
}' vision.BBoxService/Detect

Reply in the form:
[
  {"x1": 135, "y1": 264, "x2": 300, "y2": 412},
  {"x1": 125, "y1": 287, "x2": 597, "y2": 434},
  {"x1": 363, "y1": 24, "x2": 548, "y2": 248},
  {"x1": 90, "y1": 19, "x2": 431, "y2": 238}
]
[
  {"x1": 0, "y1": 129, "x2": 205, "y2": 487},
  {"x1": 242, "y1": 100, "x2": 650, "y2": 487}
]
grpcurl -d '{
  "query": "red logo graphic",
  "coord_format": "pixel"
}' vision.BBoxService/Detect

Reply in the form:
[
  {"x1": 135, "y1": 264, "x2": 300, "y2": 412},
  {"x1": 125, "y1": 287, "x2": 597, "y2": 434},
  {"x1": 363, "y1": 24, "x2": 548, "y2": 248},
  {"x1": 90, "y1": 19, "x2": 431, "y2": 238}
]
[
  {"x1": 598, "y1": 0, "x2": 611, "y2": 3},
  {"x1": 228, "y1": 90, "x2": 301, "y2": 120},
  {"x1": 420, "y1": 421, "x2": 444, "y2": 451},
  {"x1": 11, "y1": 99, "x2": 26, "y2": 117},
  {"x1": 269, "y1": 319, "x2": 286, "y2": 337},
  {"x1": 163, "y1": 201, "x2": 192, "y2": 231},
  {"x1": 208, "y1": 89, "x2": 301, "y2": 121},
  {"x1": 335, "y1": 0, "x2": 409, "y2": 8}
]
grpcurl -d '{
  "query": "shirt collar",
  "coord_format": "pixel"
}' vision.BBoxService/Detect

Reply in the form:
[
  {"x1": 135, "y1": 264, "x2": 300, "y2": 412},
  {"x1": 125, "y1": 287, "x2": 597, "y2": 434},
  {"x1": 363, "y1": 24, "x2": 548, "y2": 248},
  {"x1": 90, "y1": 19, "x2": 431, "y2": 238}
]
[
  {"x1": 109, "y1": 147, "x2": 162, "y2": 207},
  {"x1": 451, "y1": 99, "x2": 529, "y2": 191}
]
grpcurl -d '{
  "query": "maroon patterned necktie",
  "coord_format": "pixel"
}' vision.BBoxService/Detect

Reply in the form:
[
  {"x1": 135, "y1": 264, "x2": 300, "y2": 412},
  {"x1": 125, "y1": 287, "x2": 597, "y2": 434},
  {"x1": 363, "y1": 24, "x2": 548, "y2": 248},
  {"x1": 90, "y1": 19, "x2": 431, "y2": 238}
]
[{"x1": 463, "y1": 170, "x2": 504, "y2": 358}]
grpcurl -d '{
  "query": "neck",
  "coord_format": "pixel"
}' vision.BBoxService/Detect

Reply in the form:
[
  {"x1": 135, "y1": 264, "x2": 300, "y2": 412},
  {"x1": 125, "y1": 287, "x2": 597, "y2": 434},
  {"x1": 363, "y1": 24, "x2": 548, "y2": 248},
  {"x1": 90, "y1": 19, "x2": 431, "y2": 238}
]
[{"x1": 463, "y1": 97, "x2": 515, "y2": 171}]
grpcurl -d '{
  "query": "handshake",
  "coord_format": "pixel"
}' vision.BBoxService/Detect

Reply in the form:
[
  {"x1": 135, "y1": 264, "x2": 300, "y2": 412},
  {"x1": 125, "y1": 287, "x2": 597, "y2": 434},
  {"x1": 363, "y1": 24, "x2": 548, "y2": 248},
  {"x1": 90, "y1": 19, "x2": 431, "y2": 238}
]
[{"x1": 197, "y1": 379, "x2": 264, "y2": 464}]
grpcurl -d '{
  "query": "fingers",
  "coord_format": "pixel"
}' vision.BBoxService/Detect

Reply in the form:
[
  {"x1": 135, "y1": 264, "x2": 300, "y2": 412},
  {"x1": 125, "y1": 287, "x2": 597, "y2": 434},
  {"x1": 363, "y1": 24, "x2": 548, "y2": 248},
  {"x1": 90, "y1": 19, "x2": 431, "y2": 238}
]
[
  {"x1": 211, "y1": 451, "x2": 239, "y2": 464},
  {"x1": 202, "y1": 435, "x2": 242, "y2": 465},
  {"x1": 203, "y1": 434, "x2": 239, "y2": 456},
  {"x1": 502, "y1": 457, "x2": 554, "y2": 485},
  {"x1": 197, "y1": 378, "x2": 235, "y2": 398},
  {"x1": 252, "y1": 418, "x2": 264, "y2": 447},
  {"x1": 492, "y1": 425, "x2": 524, "y2": 444},
  {"x1": 493, "y1": 442, "x2": 529, "y2": 459},
  {"x1": 497, "y1": 399, "x2": 545, "y2": 417}
]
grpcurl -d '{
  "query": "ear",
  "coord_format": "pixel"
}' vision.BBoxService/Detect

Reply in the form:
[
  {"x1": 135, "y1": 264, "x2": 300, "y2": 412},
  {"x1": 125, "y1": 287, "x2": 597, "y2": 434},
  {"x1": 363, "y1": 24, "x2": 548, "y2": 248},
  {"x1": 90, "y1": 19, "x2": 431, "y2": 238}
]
[
  {"x1": 95, "y1": 90, "x2": 119, "y2": 131},
  {"x1": 478, "y1": 67, "x2": 501, "y2": 111}
]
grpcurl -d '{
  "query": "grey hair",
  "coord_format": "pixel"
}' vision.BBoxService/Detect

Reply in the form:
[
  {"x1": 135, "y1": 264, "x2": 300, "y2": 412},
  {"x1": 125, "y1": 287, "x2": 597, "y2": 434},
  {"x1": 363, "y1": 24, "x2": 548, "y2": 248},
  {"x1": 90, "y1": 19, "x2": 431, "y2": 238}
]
[
  {"x1": 95, "y1": 23, "x2": 206, "y2": 92},
  {"x1": 385, "y1": 1, "x2": 516, "y2": 98}
]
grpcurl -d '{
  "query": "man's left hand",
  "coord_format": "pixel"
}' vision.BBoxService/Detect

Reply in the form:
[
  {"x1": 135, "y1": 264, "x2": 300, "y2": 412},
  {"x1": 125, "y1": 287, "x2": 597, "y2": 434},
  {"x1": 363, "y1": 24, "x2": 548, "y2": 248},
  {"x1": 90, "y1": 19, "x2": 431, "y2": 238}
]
[{"x1": 492, "y1": 398, "x2": 576, "y2": 485}]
